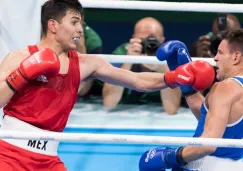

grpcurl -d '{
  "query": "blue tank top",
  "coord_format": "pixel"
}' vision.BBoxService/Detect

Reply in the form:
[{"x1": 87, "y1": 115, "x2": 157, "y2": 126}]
[{"x1": 193, "y1": 76, "x2": 243, "y2": 160}]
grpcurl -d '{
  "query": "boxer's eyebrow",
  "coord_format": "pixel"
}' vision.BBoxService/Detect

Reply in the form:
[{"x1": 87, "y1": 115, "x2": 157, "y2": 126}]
[
  {"x1": 218, "y1": 49, "x2": 223, "y2": 54},
  {"x1": 71, "y1": 16, "x2": 81, "y2": 21}
]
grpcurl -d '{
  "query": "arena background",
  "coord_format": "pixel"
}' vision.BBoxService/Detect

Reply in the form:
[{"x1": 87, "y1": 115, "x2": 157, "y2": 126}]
[
  {"x1": 0, "y1": 0, "x2": 242, "y2": 171},
  {"x1": 84, "y1": 0, "x2": 243, "y2": 54}
]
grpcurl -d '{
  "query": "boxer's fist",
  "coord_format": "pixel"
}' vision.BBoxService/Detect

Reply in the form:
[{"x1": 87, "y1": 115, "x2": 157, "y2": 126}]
[
  {"x1": 6, "y1": 48, "x2": 60, "y2": 91},
  {"x1": 157, "y1": 40, "x2": 198, "y2": 96},
  {"x1": 139, "y1": 147, "x2": 186, "y2": 171},
  {"x1": 156, "y1": 40, "x2": 192, "y2": 70},
  {"x1": 164, "y1": 60, "x2": 214, "y2": 91}
]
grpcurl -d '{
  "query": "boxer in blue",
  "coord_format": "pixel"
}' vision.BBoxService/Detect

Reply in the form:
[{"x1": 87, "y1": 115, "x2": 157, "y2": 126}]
[{"x1": 139, "y1": 29, "x2": 243, "y2": 171}]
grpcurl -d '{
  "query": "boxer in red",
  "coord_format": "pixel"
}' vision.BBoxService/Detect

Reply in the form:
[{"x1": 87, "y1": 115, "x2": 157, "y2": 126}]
[{"x1": 0, "y1": 0, "x2": 215, "y2": 170}]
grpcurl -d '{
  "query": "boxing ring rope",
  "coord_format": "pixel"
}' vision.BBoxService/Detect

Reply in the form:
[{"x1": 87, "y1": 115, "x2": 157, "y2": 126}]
[
  {"x1": 1, "y1": 131, "x2": 243, "y2": 148},
  {"x1": 81, "y1": 0, "x2": 243, "y2": 13},
  {"x1": 87, "y1": 54, "x2": 216, "y2": 66}
]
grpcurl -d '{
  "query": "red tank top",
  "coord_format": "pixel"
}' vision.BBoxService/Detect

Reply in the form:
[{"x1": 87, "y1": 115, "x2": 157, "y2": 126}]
[{"x1": 3, "y1": 45, "x2": 80, "y2": 132}]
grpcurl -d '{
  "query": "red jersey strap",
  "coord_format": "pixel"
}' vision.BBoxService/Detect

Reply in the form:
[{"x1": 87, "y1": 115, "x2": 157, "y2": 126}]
[
  {"x1": 68, "y1": 50, "x2": 78, "y2": 59},
  {"x1": 28, "y1": 45, "x2": 39, "y2": 55},
  {"x1": 68, "y1": 50, "x2": 80, "y2": 86}
]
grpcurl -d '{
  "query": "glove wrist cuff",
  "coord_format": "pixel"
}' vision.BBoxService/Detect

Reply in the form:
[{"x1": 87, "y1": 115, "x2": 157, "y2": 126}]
[
  {"x1": 176, "y1": 147, "x2": 187, "y2": 166},
  {"x1": 6, "y1": 68, "x2": 28, "y2": 92},
  {"x1": 164, "y1": 71, "x2": 179, "y2": 89},
  {"x1": 181, "y1": 89, "x2": 198, "y2": 97},
  {"x1": 164, "y1": 147, "x2": 187, "y2": 167}
]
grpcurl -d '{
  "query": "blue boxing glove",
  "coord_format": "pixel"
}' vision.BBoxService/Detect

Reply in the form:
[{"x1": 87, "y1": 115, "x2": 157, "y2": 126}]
[
  {"x1": 156, "y1": 40, "x2": 191, "y2": 70},
  {"x1": 156, "y1": 41, "x2": 197, "y2": 96},
  {"x1": 139, "y1": 147, "x2": 187, "y2": 171}
]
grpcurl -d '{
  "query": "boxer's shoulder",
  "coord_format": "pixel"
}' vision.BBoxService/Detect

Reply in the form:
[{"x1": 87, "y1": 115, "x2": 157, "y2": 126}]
[
  {"x1": 0, "y1": 48, "x2": 31, "y2": 76},
  {"x1": 210, "y1": 79, "x2": 238, "y2": 92},
  {"x1": 7, "y1": 48, "x2": 30, "y2": 61},
  {"x1": 77, "y1": 52, "x2": 107, "y2": 67},
  {"x1": 208, "y1": 79, "x2": 241, "y2": 104}
]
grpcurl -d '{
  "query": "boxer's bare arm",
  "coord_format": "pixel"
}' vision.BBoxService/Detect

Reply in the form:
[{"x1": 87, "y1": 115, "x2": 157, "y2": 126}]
[
  {"x1": 185, "y1": 92, "x2": 205, "y2": 120},
  {"x1": 182, "y1": 80, "x2": 236, "y2": 163},
  {"x1": 0, "y1": 50, "x2": 29, "y2": 108},
  {"x1": 78, "y1": 54, "x2": 168, "y2": 92}
]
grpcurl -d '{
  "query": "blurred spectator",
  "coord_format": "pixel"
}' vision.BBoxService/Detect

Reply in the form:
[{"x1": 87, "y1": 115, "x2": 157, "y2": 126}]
[
  {"x1": 102, "y1": 17, "x2": 181, "y2": 115},
  {"x1": 77, "y1": 9, "x2": 103, "y2": 96},
  {"x1": 190, "y1": 13, "x2": 241, "y2": 58}
]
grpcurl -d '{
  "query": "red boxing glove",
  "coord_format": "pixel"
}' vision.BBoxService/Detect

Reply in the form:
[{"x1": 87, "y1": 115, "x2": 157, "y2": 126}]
[
  {"x1": 6, "y1": 48, "x2": 60, "y2": 92},
  {"x1": 164, "y1": 60, "x2": 215, "y2": 91}
]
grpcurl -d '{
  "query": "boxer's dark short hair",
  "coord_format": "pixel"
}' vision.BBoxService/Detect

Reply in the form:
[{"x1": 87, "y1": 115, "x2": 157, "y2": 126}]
[
  {"x1": 223, "y1": 29, "x2": 243, "y2": 54},
  {"x1": 41, "y1": 0, "x2": 82, "y2": 36}
]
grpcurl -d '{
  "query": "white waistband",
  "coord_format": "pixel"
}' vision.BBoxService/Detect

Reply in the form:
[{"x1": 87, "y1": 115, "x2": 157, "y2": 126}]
[
  {"x1": 182, "y1": 155, "x2": 243, "y2": 171},
  {"x1": 1, "y1": 115, "x2": 59, "y2": 156}
]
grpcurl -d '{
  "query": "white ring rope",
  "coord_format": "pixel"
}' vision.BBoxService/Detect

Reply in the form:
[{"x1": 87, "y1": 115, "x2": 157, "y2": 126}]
[
  {"x1": 1, "y1": 131, "x2": 243, "y2": 148},
  {"x1": 81, "y1": 0, "x2": 243, "y2": 13},
  {"x1": 86, "y1": 54, "x2": 216, "y2": 66}
]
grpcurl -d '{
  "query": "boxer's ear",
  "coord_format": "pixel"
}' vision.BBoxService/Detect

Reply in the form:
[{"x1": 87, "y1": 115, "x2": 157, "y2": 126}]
[
  {"x1": 232, "y1": 51, "x2": 241, "y2": 65},
  {"x1": 48, "y1": 19, "x2": 58, "y2": 34}
]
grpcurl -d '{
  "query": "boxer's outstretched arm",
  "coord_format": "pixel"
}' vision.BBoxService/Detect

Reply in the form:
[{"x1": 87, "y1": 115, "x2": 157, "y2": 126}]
[
  {"x1": 0, "y1": 51, "x2": 26, "y2": 108},
  {"x1": 97, "y1": 63, "x2": 168, "y2": 92},
  {"x1": 182, "y1": 80, "x2": 235, "y2": 163},
  {"x1": 79, "y1": 55, "x2": 213, "y2": 94},
  {"x1": 78, "y1": 55, "x2": 168, "y2": 92}
]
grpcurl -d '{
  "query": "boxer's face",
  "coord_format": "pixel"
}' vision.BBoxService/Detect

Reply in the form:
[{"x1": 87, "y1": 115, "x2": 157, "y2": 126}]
[
  {"x1": 55, "y1": 10, "x2": 83, "y2": 50},
  {"x1": 214, "y1": 40, "x2": 233, "y2": 81}
]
